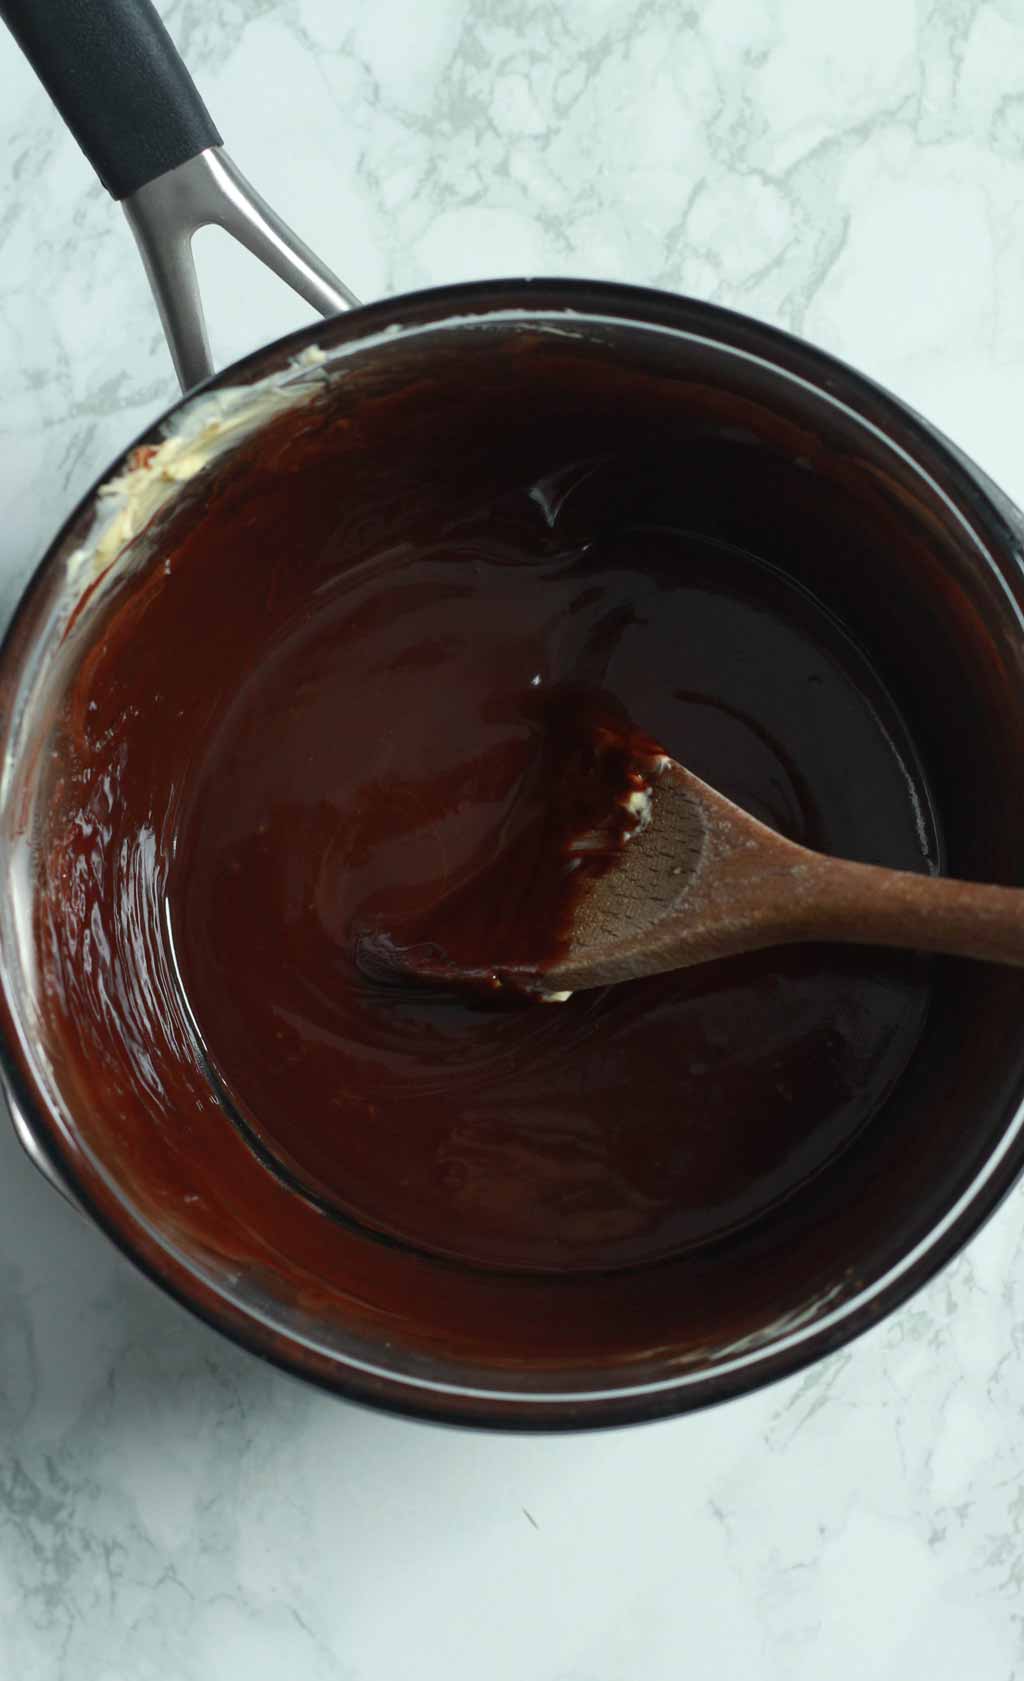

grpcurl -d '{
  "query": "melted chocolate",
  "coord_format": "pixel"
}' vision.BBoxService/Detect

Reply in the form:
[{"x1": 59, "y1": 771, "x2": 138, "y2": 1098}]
[
  {"x1": 163, "y1": 492, "x2": 937, "y2": 1273},
  {"x1": 30, "y1": 324, "x2": 953, "y2": 1369},
  {"x1": 353, "y1": 683, "x2": 665, "y2": 995}
]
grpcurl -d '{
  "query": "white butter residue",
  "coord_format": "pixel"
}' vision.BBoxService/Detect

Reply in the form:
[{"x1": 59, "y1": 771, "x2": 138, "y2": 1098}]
[
  {"x1": 61, "y1": 308, "x2": 602, "y2": 604},
  {"x1": 65, "y1": 347, "x2": 332, "y2": 596},
  {"x1": 621, "y1": 787, "x2": 653, "y2": 830}
]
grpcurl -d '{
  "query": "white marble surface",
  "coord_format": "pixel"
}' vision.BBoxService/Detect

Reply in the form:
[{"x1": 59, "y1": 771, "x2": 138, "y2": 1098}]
[{"x1": 3, "y1": 0, "x2": 1024, "y2": 1674}]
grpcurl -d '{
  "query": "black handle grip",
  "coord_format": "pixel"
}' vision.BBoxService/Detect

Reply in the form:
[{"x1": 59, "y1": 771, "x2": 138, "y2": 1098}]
[{"x1": 0, "y1": 0, "x2": 221, "y2": 199}]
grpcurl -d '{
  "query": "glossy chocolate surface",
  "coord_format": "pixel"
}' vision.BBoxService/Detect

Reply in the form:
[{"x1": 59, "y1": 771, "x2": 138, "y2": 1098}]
[
  {"x1": 43, "y1": 343, "x2": 940, "y2": 1279},
  {"x1": 173, "y1": 510, "x2": 936, "y2": 1274}
]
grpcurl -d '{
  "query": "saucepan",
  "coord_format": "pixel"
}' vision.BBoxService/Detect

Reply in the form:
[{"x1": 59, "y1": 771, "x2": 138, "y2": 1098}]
[{"x1": 2, "y1": 0, "x2": 1024, "y2": 1430}]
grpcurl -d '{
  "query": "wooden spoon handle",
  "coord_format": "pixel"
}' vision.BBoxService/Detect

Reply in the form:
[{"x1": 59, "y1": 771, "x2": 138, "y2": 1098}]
[{"x1": 799, "y1": 855, "x2": 1024, "y2": 967}]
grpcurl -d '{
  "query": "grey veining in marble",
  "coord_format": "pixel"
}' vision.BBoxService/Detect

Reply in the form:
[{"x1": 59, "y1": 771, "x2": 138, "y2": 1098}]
[{"x1": 3, "y1": 1, "x2": 1024, "y2": 1675}]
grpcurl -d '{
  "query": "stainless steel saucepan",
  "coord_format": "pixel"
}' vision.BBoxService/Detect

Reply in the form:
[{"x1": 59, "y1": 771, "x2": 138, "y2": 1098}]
[{"x1": 3, "y1": 0, "x2": 1024, "y2": 1429}]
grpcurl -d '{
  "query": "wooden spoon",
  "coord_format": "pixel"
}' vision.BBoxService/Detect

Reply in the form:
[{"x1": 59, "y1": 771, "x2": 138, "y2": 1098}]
[
  {"x1": 383, "y1": 752, "x2": 1024, "y2": 997},
  {"x1": 532, "y1": 755, "x2": 1024, "y2": 993}
]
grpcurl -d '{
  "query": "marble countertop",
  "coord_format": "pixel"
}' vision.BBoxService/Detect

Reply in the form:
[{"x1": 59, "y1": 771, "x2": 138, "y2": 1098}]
[{"x1": 3, "y1": 1, "x2": 1024, "y2": 1675}]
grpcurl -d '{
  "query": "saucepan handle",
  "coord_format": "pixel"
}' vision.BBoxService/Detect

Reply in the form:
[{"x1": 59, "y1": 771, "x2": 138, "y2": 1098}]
[
  {"x1": 0, "y1": 0, "x2": 222, "y2": 198},
  {"x1": 0, "y1": 0, "x2": 357, "y2": 389}
]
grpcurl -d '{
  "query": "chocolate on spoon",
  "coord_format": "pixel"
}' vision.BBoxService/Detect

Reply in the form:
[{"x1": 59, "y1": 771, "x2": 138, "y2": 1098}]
[{"x1": 368, "y1": 721, "x2": 1024, "y2": 998}]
